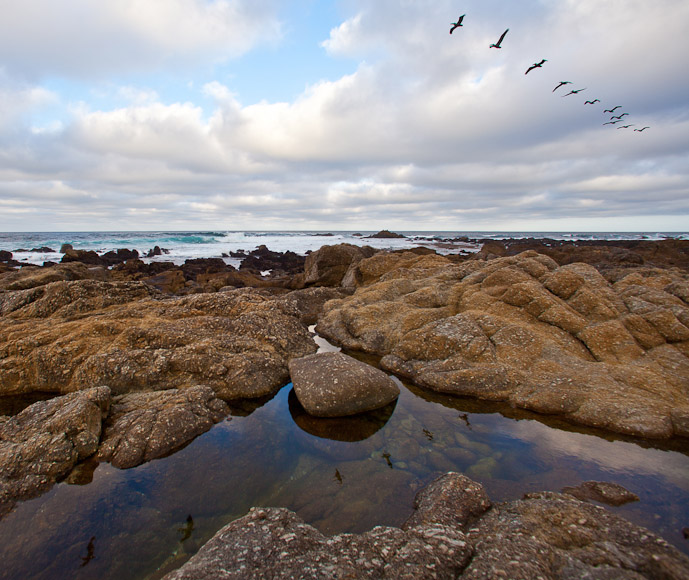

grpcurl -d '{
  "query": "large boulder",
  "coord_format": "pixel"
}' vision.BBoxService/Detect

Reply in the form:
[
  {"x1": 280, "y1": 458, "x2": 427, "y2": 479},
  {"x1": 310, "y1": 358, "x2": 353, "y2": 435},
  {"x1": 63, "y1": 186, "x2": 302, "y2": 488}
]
[
  {"x1": 163, "y1": 472, "x2": 689, "y2": 579},
  {"x1": 0, "y1": 386, "x2": 111, "y2": 518},
  {"x1": 96, "y1": 386, "x2": 229, "y2": 469},
  {"x1": 0, "y1": 281, "x2": 317, "y2": 399},
  {"x1": 303, "y1": 244, "x2": 377, "y2": 287},
  {"x1": 316, "y1": 251, "x2": 689, "y2": 439},
  {"x1": 289, "y1": 352, "x2": 400, "y2": 417}
]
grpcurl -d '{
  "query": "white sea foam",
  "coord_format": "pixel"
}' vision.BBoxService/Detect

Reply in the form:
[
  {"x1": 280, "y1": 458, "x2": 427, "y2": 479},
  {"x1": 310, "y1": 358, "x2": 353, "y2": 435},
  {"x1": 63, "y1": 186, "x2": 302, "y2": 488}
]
[{"x1": 1, "y1": 230, "x2": 687, "y2": 266}]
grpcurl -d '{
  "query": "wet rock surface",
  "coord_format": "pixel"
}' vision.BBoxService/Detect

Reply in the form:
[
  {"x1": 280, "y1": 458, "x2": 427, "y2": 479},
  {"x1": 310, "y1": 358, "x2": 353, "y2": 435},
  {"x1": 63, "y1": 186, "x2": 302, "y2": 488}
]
[
  {"x1": 0, "y1": 281, "x2": 316, "y2": 399},
  {"x1": 97, "y1": 386, "x2": 229, "y2": 469},
  {"x1": 562, "y1": 480, "x2": 641, "y2": 506},
  {"x1": 317, "y1": 250, "x2": 689, "y2": 438},
  {"x1": 0, "y1": 386, "x2": 111, "y2": 517},
  {"x1": 164, "y1": 472, "x2": 689, "y2": 579},
  {"x1": 290, "y1": 352, "x2": 400, "y2": 417}
]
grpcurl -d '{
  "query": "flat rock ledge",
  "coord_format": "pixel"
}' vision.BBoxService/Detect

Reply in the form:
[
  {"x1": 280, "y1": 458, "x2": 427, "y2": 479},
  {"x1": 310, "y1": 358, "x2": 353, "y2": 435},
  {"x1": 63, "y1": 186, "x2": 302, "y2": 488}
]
[
  {"x1": 164, "y1": 472, "x2": 689, "y2": 579},
  {"x1": 289, "y1": 352, "x2": 400, "y2": 417},
  {"x1": 0, "y1": 386, "x2": 111, "y2": 518}
]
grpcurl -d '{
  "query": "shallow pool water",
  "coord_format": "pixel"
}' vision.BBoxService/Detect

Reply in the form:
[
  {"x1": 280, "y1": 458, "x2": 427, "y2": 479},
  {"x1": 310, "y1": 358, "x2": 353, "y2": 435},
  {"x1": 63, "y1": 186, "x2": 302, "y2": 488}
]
[{"x1": 1, "y1": 377, "x2": 688, "y2": 579}]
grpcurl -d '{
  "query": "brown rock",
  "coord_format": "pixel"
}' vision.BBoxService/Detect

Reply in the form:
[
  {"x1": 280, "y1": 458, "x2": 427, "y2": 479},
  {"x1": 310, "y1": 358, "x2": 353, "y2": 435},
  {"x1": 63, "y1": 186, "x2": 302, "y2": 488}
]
[
  {"x1": 0, "y1": 281, "x2": 317, "y2": 399},
  {"x1": 289, "y1": 352, "x2": 399, "y2": 417},
  {"x1": 0, "y1": 387, "x2": 111, "y2": 518},
  {"x1": 96, "y1": 386, "x2": 229, "y2": 469},
  {"x1": 317, "y1": 251, "x2": 689, "y2": 438},
  {"x1": 303, "y1": 244, "x2": 377, "y2": 287},
  {"x1": 561, "y1": 480, "x2": 640, "y2": 506}
]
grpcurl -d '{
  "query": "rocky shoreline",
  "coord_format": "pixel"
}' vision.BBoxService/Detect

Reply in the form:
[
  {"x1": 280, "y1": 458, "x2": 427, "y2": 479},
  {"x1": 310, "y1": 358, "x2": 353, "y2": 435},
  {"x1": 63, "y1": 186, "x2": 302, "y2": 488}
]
[{"x1": 1, "y1": 236, "x2": 688, "y2": 577}]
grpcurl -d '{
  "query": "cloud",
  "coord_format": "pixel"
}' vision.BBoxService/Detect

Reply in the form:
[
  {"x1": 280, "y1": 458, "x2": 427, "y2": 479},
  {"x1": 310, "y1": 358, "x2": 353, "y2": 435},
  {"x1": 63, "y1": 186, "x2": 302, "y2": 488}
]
[
  {"x1": 0, "y1": 0, "x2": 688, "y2": 231},
  {"x1": 0, "y1": 0, "x2": 281, "y2": 80}
]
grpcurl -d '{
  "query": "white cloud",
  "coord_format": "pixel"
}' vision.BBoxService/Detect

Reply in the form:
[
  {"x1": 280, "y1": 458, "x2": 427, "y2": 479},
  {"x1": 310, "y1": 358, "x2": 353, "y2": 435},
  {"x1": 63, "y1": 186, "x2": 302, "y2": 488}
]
[
  {"x1": 0, "y1": 0, "x2": 281, "y2": 79},
  {"x1": 0, "y1": 0, "x2": 688, "y2": 231}
]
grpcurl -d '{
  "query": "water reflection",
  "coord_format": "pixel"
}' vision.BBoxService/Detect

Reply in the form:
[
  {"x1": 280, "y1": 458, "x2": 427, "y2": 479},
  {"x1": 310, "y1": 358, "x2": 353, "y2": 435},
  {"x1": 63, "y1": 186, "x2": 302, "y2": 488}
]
[
  {"x1": 288, "y1": 388, "x2": 396, "y2": 442},
  {"x1": 0, "y1": 379, "x2": 687, "y2": 580}
]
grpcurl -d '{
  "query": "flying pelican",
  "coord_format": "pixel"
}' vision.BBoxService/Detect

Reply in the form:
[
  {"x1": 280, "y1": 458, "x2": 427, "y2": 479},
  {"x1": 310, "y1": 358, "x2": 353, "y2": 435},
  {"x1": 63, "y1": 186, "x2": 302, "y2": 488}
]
[
  {"x1": 584, "y1": 99, "x2": 600, "y2": 105},
  {"x1": 634, "y1": 126, "x2": 650, "y2": 132},
  {"x1": 525, "y1": 59, "x2": 547, "y2": 74},
  {"x1": 553, "y1": 81, "x2": 572, "y2": 92},
  {"x1": 604, "y1": 106, "x2": 622, "y2": 113},
  {"x1": 611, "y1": 113, "x2": 629, "y2": 120},
  {"x1": 450, "y1": 15, "x2": 465, "y2": 34},
  {"x1": 617, "y1": 125, "x2": 634, "y2": 129},
  {"x1": 490, "y1": 29, "x2": 509, "y2": 48},
  {"x1": 562, "y1": 88, "x2": 586, "y2": 97}
]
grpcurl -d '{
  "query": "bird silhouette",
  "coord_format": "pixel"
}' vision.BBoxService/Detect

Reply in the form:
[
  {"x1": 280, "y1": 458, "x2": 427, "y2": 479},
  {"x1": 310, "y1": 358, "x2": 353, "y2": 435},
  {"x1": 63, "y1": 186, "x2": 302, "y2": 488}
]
[
  {"x1": 450, "y1": 15, "x2": 465, "y2": 34},
  {"x1": 634, "y1": 126, "x2": 650, "y2": 132},
  {"x1": 562, "y1": 88, "x2": 586, "y2": 97},
  {"x1": 552, "y1": 81, "x2": 572, "y2": 92},
  {"x1": 584, "y1": 99, "x2": 600, "y2": 104},
  {"x1": 525, "y1": 59, "x2": 547, "y2": 74},
  {"x1": 490, "y1": 29, "x2": 509, "y2": 48},
  {"x1": 617, "y1": 125, "x2": 634, "y2": 129},
  {"x1": 604, "y1": 106, "x2": 622, "y2": 113},
  {"x1": 611, "y1": 113, "x2": 629, "y2": 120},
  {"x1": 603, "y1": 120, "x2": 622, "y2": 125}
]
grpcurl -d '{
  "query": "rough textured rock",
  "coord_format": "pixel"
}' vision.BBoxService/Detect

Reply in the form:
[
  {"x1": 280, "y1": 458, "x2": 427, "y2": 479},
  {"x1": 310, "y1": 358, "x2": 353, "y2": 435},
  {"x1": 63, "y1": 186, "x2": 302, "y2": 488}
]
[
  {"x1": 0, "y1": 386, "x2": 111, "y2": 517},
  {"x1": 276, "y1": 286, "x2": 353, "y2": 325},
  {"x1": 289, "y1": 352, "x2": 400, "y2": 417},
  {"x1": 316, "y1": 250, "x2": 689, "y2": 438},
  {"x1": 96, "y1": 386, "x2": 229, "y2": 469},
  {"x1": 303, "y1": 244, "x2": 377, "y2": 288},
  {"x1": 0, "y1": 262, "x2": 108, "y2": 291},
  {"x1": 163, "y1": 473, "x2": 689, "y2": 579},
  {"x1": 0, "y1": 281, "x2": 317, "y2": 399},
  {"x1": 561, "y1": 480, "x2": 640, "y2": 506}
]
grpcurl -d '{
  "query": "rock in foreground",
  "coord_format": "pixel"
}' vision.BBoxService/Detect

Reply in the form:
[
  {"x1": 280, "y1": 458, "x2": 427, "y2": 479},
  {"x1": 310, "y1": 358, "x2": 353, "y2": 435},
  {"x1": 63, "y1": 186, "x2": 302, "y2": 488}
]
[
  {"x1": 289, "y1": 352, "x2": 400, "y2": 417},
  {"x1": 0, "y1": 387, "x2": 111, "y2": 517},
  {"x1": 96, "y1": 386, "x2": 229, "y2": 469},
  {"x1": 164, "y1": 472, "x2": 689, "y2": 579}
]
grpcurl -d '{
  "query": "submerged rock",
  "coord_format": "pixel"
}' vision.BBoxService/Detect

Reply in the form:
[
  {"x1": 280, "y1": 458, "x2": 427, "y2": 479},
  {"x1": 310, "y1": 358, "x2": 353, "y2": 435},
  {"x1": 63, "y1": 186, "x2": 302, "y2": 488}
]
[
  {"x1": 0, "y1": 387, "x2": 110, "y2": 518},
  {"x1": 163, "y1": 472, "x2": 689, "y2": 579},
  {"x1": 289, "y1": 352, "x2": 400, "y2": 417},
  {"x1": 317, "y1": 250, "x2": 689, "y2": 439},
  {"x1": 561, "y1": 480, "x2": 640, "y2": 506},
  {"x1": 97, "y1": 386, "x2": 229, "y2": 469}
]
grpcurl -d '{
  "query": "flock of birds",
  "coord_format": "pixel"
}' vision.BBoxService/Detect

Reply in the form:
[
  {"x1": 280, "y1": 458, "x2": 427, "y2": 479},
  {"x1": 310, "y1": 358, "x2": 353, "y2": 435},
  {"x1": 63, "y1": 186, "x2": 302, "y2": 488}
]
[{"x1": 449, "y1": 14, "x2": 651, "y2": 133}]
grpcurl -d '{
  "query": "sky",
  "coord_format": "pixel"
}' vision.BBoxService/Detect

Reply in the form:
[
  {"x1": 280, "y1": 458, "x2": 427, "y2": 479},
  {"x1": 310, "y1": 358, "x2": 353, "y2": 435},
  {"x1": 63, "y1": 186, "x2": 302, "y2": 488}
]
[{"x1": 1, "y1": 0, "x2": 688, "y2": 232}]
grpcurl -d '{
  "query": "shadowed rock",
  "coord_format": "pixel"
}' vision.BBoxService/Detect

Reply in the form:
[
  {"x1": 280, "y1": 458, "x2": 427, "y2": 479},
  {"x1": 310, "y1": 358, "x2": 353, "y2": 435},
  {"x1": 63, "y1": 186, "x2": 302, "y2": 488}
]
[
  {"x1": 289, "y1": 352, "x2": 400, "y2": 417},
  {"x1": 97, "y1": 386, "x2": 229, "y2": 469},
  {"x1": 0, "y1": 387, "x2": 111, "y2": 518},
  {"x1": 163, "y1": 472, "x2": 689, "y2": 579}
]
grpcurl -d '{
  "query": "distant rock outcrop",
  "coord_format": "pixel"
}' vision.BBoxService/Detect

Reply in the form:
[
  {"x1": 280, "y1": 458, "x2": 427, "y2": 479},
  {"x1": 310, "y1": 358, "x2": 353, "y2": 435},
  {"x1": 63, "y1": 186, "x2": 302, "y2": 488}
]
[
  {"x1": 316, "y1": 250, "x2": 689, "y2": 439},
  {"x1": 367, "y1": 230, "x2": 406, "y2": 239}
]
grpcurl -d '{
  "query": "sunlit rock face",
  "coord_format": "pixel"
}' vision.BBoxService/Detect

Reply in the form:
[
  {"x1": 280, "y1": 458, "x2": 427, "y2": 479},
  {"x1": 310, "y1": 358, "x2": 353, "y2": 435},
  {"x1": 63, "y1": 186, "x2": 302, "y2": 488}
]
[
  {"x1": 317, "y1": 250, "x2": 689, "y2": 439},
  {"x1": 162, "y1": 472, "x2": 689, "y2": 579},
  {"x1": 0, "y1": 280, "x2": 317, "y2": 400}
]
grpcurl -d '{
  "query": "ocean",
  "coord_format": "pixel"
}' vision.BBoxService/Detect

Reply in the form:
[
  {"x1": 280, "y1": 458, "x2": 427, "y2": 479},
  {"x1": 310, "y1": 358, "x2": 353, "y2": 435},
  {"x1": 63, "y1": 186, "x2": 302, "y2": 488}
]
[{"x1": 1, "y1": 230, "x2": 687, "y2": 267}]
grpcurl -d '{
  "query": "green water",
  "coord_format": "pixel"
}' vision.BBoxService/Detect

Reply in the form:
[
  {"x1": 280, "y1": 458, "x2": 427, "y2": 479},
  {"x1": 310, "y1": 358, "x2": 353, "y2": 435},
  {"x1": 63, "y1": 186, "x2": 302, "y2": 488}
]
[{"x1": 1, "y1": 380, "x2": 688, "y2": 579}]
